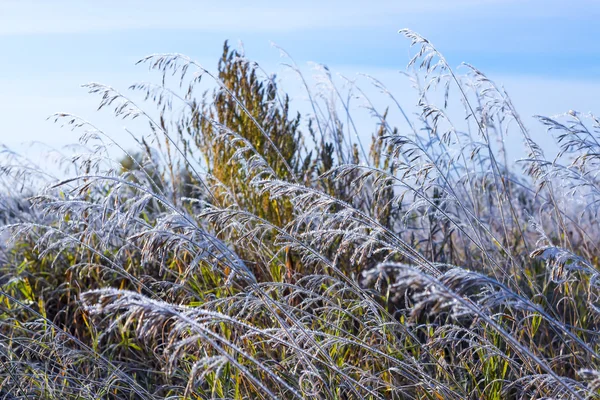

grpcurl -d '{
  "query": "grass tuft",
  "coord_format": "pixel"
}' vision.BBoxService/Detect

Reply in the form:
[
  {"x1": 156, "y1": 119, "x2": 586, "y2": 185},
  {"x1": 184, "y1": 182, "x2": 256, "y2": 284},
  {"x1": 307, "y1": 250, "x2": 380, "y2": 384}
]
[{"x1": 0, "y1": 32, "x2": 599, "y2": 399}]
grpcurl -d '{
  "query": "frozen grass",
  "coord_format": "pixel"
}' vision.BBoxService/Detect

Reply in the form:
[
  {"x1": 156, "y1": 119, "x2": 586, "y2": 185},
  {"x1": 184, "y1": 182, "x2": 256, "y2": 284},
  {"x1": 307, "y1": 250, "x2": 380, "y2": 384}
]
[{"x1": 0, "y1": 31, "x2": 600, "y2": 399}]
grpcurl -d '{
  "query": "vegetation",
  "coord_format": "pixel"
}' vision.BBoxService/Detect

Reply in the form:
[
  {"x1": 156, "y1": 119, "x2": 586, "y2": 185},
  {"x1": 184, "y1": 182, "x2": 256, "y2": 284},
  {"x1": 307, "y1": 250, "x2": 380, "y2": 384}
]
[{"x1": 1, "y1": 31, "x2": 600, "y2": 398}]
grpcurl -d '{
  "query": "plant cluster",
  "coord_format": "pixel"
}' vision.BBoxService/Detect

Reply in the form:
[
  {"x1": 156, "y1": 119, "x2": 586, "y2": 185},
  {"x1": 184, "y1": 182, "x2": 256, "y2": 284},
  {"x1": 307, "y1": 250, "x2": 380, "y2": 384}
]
[{"x1": 1, "y1": 32, "x2": 600, "y2": 399}]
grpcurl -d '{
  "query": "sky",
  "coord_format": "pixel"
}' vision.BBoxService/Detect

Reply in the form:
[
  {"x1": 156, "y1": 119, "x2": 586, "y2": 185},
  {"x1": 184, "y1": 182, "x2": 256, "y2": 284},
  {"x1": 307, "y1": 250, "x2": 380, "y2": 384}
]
[{"x1": 1, "y1": 0, "x2": 599, "y2": 170}]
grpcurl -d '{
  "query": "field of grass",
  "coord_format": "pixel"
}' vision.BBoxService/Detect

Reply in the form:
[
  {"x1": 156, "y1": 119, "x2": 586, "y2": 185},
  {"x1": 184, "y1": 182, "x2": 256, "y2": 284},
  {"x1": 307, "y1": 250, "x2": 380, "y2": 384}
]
[{"x1": 1, "y1": 30, "x2": 600, "y2": 399}]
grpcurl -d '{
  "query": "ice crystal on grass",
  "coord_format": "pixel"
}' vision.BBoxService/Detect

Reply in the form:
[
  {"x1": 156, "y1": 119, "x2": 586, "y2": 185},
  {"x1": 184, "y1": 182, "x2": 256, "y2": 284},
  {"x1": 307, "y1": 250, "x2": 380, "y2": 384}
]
[{"x1": 0, "y1": 32, "x2": 598, "y2": 399}]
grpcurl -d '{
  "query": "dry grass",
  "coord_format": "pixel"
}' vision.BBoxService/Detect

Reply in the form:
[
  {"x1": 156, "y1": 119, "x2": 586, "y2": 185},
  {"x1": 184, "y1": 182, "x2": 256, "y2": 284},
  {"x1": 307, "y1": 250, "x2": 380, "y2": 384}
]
[{"x1": 0, "y1": 31, "x2": 599, "y2": 399}]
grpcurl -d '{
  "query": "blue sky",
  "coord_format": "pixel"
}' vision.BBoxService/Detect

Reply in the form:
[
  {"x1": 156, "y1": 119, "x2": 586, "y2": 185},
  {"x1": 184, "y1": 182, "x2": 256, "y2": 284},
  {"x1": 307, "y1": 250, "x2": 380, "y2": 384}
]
[{"x1": 1, "y1": 0, "x2": 599, "y2": 164}]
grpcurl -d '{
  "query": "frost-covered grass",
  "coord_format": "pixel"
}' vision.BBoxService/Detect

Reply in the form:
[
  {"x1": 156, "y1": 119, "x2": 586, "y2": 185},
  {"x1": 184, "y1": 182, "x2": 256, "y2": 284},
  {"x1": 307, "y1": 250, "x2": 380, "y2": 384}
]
[{"x1": 1, "y1": 30, "x2": 600, "y2": 399}]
